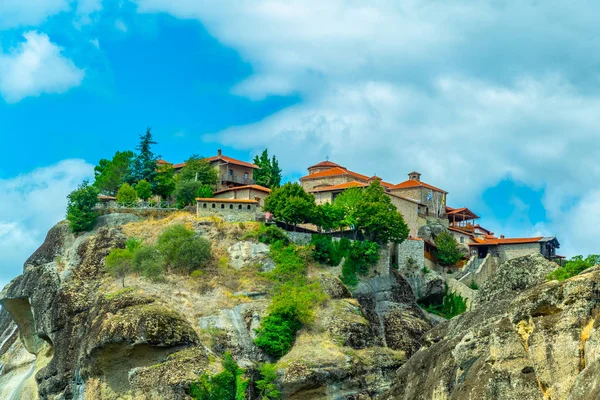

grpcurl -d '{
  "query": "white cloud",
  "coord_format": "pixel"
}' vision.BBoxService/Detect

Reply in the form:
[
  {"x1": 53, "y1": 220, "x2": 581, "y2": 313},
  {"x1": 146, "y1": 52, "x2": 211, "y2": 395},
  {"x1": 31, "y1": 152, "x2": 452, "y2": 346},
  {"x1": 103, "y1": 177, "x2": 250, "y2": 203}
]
[
  {"x1": 115, "y1": 19, "x2": 128, "y2": 32},
  {"x1": 0, "y1": 159, "x2": 94, "y2": 286},
  {"x1": 0, "y1": 0, "x2": 69, "y2": 29},
  {"x1": 0, "y1": 31, "x2": 85, "y2": 103},
  {"x1": 134, "y1": 1, "x2": 600, "y2": 256}
]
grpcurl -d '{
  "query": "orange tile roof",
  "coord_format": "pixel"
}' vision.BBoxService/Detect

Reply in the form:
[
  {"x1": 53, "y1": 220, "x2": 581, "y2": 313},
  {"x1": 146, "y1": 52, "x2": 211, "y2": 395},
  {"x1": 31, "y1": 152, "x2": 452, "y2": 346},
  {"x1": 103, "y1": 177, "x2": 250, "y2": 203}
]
[
  {"x1": 310, "y1": 181, "x2": 368, "y2": 193},
  {"x1": 206, "y1": 154, "x2": 258, "y2": 169},
  {"x1": 196, "y1": 198, "x2": 258, "y2": 204},
  {"x1": 213, "y1": 185, "x2": 271, "y2": 194},
  {"x1": 394, "y1": 179, "x2": 448, "y2": 193},
  {"x1": 308, "y1": 160, "x2": 345, "y2": 169},
  {"x1": 448, "y1": 226, "x2": 475, "y2": 237},
  {"x1": 300, "y1": 167, "x2": 370, "y2": 181},
  {"x1": 470, "y1": 236, "x2": 544, "y2": 246}
]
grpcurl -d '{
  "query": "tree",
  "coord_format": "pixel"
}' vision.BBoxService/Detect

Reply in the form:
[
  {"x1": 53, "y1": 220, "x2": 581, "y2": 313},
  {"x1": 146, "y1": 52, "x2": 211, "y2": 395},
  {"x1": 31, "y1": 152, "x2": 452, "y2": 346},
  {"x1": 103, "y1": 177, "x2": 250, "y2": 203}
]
[
  {"x1": 105, "y1": 248, "x2": 134, "y2": 287},
  {"x1": 264, "y1": 183, "x2": 316, "y2": 227},
  {"x1": 434, "y1": 231, "x2": 464, "y2": 266},
  {"x1": 93, "y1": 150, "x2": 135, "y2": 195},
  {"x1": 253, "y1": 149, "x2": 282, "y2": 189},
  {"x1": 66, "y1": 181, "x2": 100, "y2": 233},
  {"x1": 174, "y1": 180, "x2": 213, "y2": 206},
  {"x1": 154, "y1": 164, "x2": 176, "y2": 199},
  {"x1": 136, "y1": 179, "x2": 152, "y2": 201},
  {"x1": 116, "y1": 183, "x2": 139, "y2": 204},
  {"x1": 157, "y1": 224, "x2": 212, "y2": 273},
  {"x1": 179, "y1": 155, "x2": 218, "y2": 185},
  {"x1": 315, "y1": 202, "x2": 345, "y2": 231},
  {"x1": 332, "y1": 187, "x2": 363, "y2": 231},
  {"x1": 131, "y1": 127, "x2": 160, "y2": 186}
]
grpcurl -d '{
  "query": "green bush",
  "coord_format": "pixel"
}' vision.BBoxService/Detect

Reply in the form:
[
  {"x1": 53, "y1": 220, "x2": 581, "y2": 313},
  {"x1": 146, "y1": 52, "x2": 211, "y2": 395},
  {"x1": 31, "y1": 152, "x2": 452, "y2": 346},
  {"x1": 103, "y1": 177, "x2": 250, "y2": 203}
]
[
  {"x1": 420, "y1": 289, "x2": 468, "y2": 319},
  {"x1": 105, "y1": 248, "x2": 134, "y2": 287},
  {"x1": 254, "y1": 313, "x2": 302, "y2": 358},
  {"x1": 256, "y1": 363, "x2": 280, "y2": 400},
  {"x1": 66, "y1": 181, "x2": 100, "y2": 233},
  {"x1": 157, "y1": 224, "x2": 212, "y2": 273},
  {"x1": 468, "y1": 280, "x2": 479, "y2": 290},
  {"x1": 547, "y1": 255, "x2": 600, "y2": 281},
  {"x1": 158, "y1": 224, "x2": 195, "y2": 259},
  {"x1": 422, "y1": 266, "x2": 430, "y2": 274},
  {"x1": 266, "y1": 242, "x2": 307, "y2": 283},
  {"x1": 311, "y1": 235, "x2": 351, "y2": 266},
  {"x1": 339, "y1": 240, "x2": 379, "y2": 287},
  {"x1": 175, "y1": 179, "x2": 204, "y2": 206},
  {"x1": 133, "y1": 245, "x2": 164, "y2": 280},
  {"x1": 190, "y1": 353, "x2": 247, "y2": 400},
  {"x1": 116, "y1": 182, "x2": 139, "y2": 204},
  {"x1": 135, "y1": 179, "x2": 152, "y2": 201},
  {"x1": 434, "y1": 232, "x2": 464, "y2": 267},
  {"x1": 244, "y1": 224, "x2": 290, "y2": 245}
]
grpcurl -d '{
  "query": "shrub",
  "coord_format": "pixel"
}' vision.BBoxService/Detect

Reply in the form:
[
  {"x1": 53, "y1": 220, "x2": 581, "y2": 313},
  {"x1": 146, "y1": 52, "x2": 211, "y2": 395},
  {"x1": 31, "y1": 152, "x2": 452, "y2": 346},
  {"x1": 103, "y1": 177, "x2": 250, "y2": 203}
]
[
  {"x1": 66, "y1": 181, "x2": 99, "y2": 233},
  {"x1": 254, "y1": 313, "x2": 302, "y2": 358},
  {"x1": 116, "y1": 183, "x2": 138, "y2": 204},
  {"x1": 420, "y1": 289, "x2": 468, "y2": 319},
  {"x1": 434, "y1": 232, "x2": 464, "y2": 267},
  {"x1": 190, "y1": 353, "x2": 247, "y2": 400},
  {"x1": 266, "y1": 242, "x2": 307, "y2": 283},
  {"x1": 175, "y1": 179, "x2": 204, "y2": 206},
  {"x1": 157, "y1": 225, "x2": 211, "y2": 273},
  {"x1": 256, "y1": 364, "x2": 280, "y2": 400},
  {"x1": 105, "y1": 248, "x2": 134, "y2": 287},
  {"x1": 547, "y1": 254, "x2": 600, "y2": 281},
  {"x1": 468, "y1": 280, "x2": 479, "y2": 290},
  {"x1": 157, "y1": 224, "x2": 196, "y2": 261},
  {"x1": 197, "y1": 184, "x2": 214, "y2": 199},
  {"x1": 135, "y1": 179, "x2": 152, "y2": 201},
  {"x1": 244, "y1": 224, "x2": 290, "y2": 245},
  {"x1": 311, "y1": 235, "x2": 337, "y2": 265},
  {"x1": 422, "y1": 266, "x2": 430, "y2": 274},
  {"x1": 339, "y1": 240, "x2": 379, "y2": 287},
  {"x1": 133, "y1": 245, "x2": 163, "y2": 280}
]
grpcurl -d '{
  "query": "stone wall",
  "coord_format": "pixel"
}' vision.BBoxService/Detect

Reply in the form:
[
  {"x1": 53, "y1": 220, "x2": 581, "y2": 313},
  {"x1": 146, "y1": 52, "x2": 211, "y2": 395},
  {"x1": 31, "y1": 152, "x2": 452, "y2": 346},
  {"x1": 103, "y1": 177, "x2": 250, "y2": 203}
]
[
  {"x1": 498, "y1": 243, "x2": 541, "y2": 261},
  {"x1": 388, "y1": 195, "x2": 420, "y2": 237},
  {"x1": 213, "y1": 188, "x2": 269, "y2": 207},
  {"x1": 300, "y1": 175, "x2": 358, "y2": 192},
  {"x1": 285, "y1": 231, "x2": 313, "y2": 246},
  {"x1": 196, "y1": 201, "x2": 261, "y2": 222},
  {"x1": 397, "y1": 239, "x2": 425, "y2": 271},
  {"x1": 314, "y1": 191, "x2": 334, "y2": 205}
]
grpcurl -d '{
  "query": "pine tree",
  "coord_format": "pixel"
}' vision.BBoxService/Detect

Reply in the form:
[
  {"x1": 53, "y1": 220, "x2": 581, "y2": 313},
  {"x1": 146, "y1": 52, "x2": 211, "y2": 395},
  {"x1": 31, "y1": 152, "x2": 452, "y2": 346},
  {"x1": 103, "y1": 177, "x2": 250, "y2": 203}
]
[
  {"x1": 253, "y1": 149, "x2": 282, "y2": 189},
  {"x1": 131, "y1": 127, "x2": 160, "y2": 187}
]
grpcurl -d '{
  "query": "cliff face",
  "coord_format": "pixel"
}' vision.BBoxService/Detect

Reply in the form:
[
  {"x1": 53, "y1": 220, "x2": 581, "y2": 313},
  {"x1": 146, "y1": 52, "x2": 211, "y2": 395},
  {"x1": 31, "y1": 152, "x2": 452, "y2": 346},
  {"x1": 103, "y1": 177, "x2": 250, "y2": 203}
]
[{"x1": 0, "y1": 213, "x2": 429, "y2": 399}]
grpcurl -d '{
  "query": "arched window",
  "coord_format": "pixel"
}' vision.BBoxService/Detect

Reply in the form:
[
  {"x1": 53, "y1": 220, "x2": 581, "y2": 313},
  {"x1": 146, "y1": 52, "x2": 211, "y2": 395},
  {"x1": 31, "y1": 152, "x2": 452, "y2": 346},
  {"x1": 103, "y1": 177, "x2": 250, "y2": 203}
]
[
  {"x1": 221, "y1": 204, "x2": 225, "y2": 209},
  {"x1": 247, "y1": 205, "x2": 251, "y2": 210},
  {"x1": 238, "y1": 205, "x2": 242, "y2": 209},
  {"x1": 212, "y1": 203, "x2": 216, "y2": 209},
  {"x1": 229, "y1": 204, "x2": 233, "y2": 209},
  {"x1": 203, "y1": 203, "x2": 207, "y2": 208}
]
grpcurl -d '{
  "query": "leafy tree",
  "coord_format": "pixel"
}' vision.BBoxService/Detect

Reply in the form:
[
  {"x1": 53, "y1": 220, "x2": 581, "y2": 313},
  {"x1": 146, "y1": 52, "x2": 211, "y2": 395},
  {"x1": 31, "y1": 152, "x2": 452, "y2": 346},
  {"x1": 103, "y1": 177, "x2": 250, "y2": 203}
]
[
  {"x1": 66, "y1": 181, "x2": 100, "y2": 233},
  {"x1": 94, "y1": 150, "x2": 135, "y2": 194},
  {"x1": 131, "y1": 127, "x2": 160, "y2": 185},
  {"x1": 190, "y1": 353, "x2": 248, "y2": 400},
  {"x1": 197, "y1": 184, "x2": 214, "y2": 199},
  {"x1": 157, "y1": 224, "x2": 212, "y2": 273},
  {"x1": 264, "y1": 183, "x2": 316, "y2": 227},
  {"x1": 315, "y1": 202, "x2": 345, "y2": 231},
  {"x1": 547, "y1": 254, "x2": 600, "y2": 281},
  {"x1": 116, "y1": 183, "x2": 139, "y2": 204},
  {"x1": 105, "y1": 238, "x2": 141, "y2": 287},
  {"x1": 154, "y1": 164, "x2": 176, "y2": 199},
  {"x1": 253, "y1": 149, "x2": 282, "y2": 188},
  {"x1": 256, "y1": 363, "x2": 280, "y2": 400},
  {"x1": 179, "y1": 155, "x2": 218, "y2": 185},
  {"x1": 135, "y1": 179, "x2": 152, "y2": 201},
  {"x1": 333, "y1": 187, "x2": 363, "y2": 231},
  {"x1": 133, "y1": 245, "x2": 164, "y2": 281},
  {"x1": 174, "y1": 180, "x2": 210, "y2": 206},
  {"x1": 434, "y1": 231, "x2": 464, "y2": 266}
]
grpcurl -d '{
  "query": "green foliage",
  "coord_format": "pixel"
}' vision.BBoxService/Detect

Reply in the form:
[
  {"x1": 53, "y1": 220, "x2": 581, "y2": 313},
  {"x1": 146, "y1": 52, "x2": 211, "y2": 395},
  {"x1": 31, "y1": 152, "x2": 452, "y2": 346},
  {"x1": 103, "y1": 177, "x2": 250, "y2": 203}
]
[
  {"x1": 105, "y1": 248, "x2": 134, "y2": 287},
  {"x1": 197, "y1": 184, "x2": 214, "y2": 199},
  {"x1": 420, "y1": 289, "x2": 468, "y2": 319},
  {"x1": 174, "y1": 180, "x2": 213, "y2": 206},
  {"x1": 468, "y1": 280, "x2": 479, "y2": 290},
  {"x1": 256, "y1": 363, "x2": 280, "y2": 400},
  {"x1": 135, "y1": 179, "x2": 152, "y2": 201},
  {"x1": 133, "y1": 245, "x2": 164, "y2": 281},
  {"x1": 254, "y1": 313, "x2": 302, "y2": 358},
  {"x1": 434, "y1": 231, "x2": 464, "y2": 267},
  {"x1": 131, "y1": 127, "x2": 160, "y2": 186},
  {"x1": 421, "y1": 266, "x2": 430, "y2": 274},
  {"x1": 179, "y1": 155, "x2": 218, "y2": 185},
  {"x1": 339, "y1": 241, "x2": 379, "y2": 287},
  {"x1": 116, "y1": 183, "x2": 139, "y2": 204},
  {"x1": 264, "y1": 183, "x2": 316, "y2": 226},
  {"x1": 265, "y1": 242, "x2": 307, "y2": 283},
  {"x1": 190, "y1": 353, "x2": 247, "y2": 400},
  {"x1": 66, "y1": 180, "x2": 100, "y2": 233},
  {"x1": 334, "y1": 182, "x2": 409, "y2": 243},
  {"x1": 154, "y1": 164, "x2": 176, "y2": 199},
  {"x1": 253, "y1": 149, "x2": 282, "y2": 189},
  {"x1": 315, "y1": 202, "x2": 346, "y2": 231},
  {"x1": 157, "y1": 224, "x2": 212, "y2": 273},
  {"x1": 547, "y1": 254, "x2": 600, "y2": 281},
  {"x1": 405, "y1": 257, "x2": 418, "y2": 270},
  {"x1": 93, "y1": 150, "x2": 135, "y2": 195},
  {"x1": 310, "y1": 235, "x2": 349, "y2": 266},
  {"x1": 244, "y1": 224, "x2": 290, "y2": 245}
]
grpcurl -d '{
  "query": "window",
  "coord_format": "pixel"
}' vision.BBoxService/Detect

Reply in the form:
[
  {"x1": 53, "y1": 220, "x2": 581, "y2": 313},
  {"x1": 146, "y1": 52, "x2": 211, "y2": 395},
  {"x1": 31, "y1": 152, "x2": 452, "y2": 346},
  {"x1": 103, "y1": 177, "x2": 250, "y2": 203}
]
[
  {"x1": 460, "y1": 237, "x2": 465, "y2": 243},
  {"x1": 229, "y1": 204, "x2": 233, "y2": 209},
  {"x1": 247, "y1": 205, "x2": 251, "y2": 210},
  {"x1": 228, "y1": 169, "x2": 234, "y2": 176},
  {"x1": 203, "y1": 203, "x2": 207, "y2": 208},
  {"x1": 221, "y1": 204, "x2": 225, "y2": 209},
  {"x1": 244, "y1": 172, "x2": 248, "y2": 179},
  {"x1": 212, "y1": 203, "x2": 216, "y2": 209},
  {"x1": 238, "y1": 205, "x2": 242, "y2": 209}
]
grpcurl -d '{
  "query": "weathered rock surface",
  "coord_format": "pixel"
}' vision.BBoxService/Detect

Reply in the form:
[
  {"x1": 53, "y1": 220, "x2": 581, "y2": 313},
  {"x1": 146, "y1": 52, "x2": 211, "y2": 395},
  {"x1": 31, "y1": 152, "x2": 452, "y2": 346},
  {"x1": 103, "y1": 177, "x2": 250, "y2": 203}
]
[
  {"x1": 381, "y1": 265, "x2": 600, "y2": 400},
  {"x1": 227, "y1": 240, "x2": 275, "y2": 271}
]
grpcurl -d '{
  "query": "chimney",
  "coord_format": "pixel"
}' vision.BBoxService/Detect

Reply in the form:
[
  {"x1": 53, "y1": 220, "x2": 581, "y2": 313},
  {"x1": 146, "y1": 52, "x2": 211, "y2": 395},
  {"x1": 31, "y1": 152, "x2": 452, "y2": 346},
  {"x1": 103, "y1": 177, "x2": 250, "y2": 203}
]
[
  {"x1": 501, "y1": 235, "x2": 505, "y2": 239},
  {"x1": 408, "y1": 171, "x2": 421, "y2": 181},
  {"x1": 217, "y1": 149, "x2": 222, "y2": 157}
]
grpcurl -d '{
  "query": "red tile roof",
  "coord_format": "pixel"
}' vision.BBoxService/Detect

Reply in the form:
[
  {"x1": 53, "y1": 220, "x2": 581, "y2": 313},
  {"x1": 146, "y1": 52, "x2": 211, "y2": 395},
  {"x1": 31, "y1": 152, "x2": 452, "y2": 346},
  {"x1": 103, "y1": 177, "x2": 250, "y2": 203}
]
[
  {"x1": 310, "y1": 181, "x2": 368, "y2": 193},
  {"x1": 394, "y1": 179, "x2": 448, "y2": 193},
  {"x1": 300, "y1": 167, "x2": 370, "y2": 181},
  {"x1": 308, "y1": 160, "x2": 345, "y2": 169},
  {"x1": 470, "y1": 236, "x2": 544, "y2": 246},
  {"x1": 213, "y1": 185, "x2": 271, "y2": 195},
  {"x1": 196, "y1": 198, "x2": 258, "y2": 204},
  {"x1": 206, "y1": 154, "x2": 258, "y2": 169}
]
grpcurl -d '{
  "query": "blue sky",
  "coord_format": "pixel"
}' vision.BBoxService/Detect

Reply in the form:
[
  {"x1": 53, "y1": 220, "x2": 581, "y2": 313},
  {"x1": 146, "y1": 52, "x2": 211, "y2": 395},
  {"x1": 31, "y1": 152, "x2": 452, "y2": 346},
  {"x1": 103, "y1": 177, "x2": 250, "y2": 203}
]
[{"x1": 1, "y1": 1, "x2": 600, "y2": 288}]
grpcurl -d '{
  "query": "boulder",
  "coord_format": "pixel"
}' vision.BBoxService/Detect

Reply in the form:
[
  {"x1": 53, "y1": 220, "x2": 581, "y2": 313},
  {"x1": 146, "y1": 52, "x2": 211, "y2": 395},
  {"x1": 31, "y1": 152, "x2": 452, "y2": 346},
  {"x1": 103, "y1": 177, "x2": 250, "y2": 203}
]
[{"x1": 227, "y1": 241, "x2": 275, "y2": 271}]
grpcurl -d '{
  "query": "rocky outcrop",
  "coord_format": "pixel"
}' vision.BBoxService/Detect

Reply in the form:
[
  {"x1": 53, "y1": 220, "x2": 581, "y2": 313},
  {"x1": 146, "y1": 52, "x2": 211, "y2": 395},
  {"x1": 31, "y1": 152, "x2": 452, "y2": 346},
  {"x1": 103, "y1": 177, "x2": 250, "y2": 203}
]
[
  {"x1": 381, "y1": 265, "x2": 600, "y2": 400},
  {"x1": 227, "y1": 241, "x2": 275, "y2": 271}
]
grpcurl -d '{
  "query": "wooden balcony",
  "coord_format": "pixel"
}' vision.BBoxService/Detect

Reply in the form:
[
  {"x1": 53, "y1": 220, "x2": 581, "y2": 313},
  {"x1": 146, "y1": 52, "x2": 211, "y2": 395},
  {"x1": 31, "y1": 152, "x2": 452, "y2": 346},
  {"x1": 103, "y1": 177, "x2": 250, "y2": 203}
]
[{"x1": 221, "y1": 174, "x2": 255, "y2": 186}]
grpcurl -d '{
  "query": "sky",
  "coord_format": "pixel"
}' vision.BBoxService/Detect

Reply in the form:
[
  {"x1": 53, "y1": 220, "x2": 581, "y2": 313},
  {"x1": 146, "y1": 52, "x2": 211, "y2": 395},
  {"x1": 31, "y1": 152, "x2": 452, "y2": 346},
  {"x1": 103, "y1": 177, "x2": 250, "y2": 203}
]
[{"x1": 1, "y1": 1, "x2": 600, "y2": 288}]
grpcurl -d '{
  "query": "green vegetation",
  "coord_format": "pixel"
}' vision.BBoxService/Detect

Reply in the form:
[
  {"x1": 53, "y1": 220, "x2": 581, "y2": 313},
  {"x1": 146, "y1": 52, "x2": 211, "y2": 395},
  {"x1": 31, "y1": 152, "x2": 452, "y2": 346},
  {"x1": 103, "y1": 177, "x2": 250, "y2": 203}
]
[
  {"x1": 253, "y1": 149, "x2": 282, "y2": 189},
  {"x1": 133, "y1": 245, "x2": 164, "y2": 281},
  {"x1": 254, "y1": 241, "x2": 325, "y2": 358},
  {"x1": 434, "y1": 231, "x2": 464, "y2": 267},
  {"x1": 154, "y1": 164, "x2": 176, "y2": 199},
  {"x1": 420, "y1": 288, "x2": 468, "y2": 319},
  {"x1": 468, "y1": 280, "x2": 479, "y2": 290},
  {"x1": 244, "y1": 224, "x2": 290, "y2": 245},
  {"x1": 421, "y1": 266, "x2": 430, "y2": 274},
  {"x1": 547, "y1": 254, "x2": 600, "y2": 281},
  {"x1": 175, "y1": 180, "x2": 214, "y2": 206},
  {"x1": 93, "y1": 150, "x2": 135, "y2": 195},
  {"x1": 264, "y1": 183, "x2": 317, "y2": 228},
  {"x1": 66, "y1": 180, "x2": 100, "y2": 233},
  {"x1": 131, "y1": 127, "x2": 160, "y2": 188},
  {"x1": 178, "y1": 155, "x2": 219, "y2": 185},
  {"x1": 340, "y1": 240, "x2": 379, "y2": 286},
  {"x1": 189, "y1": 353, "x2": 248, "y2": 400},
  {"x1": 116, "y1": 183, "x2": 138, "y2": 204},
  {"x1": 158, "y1": 224, "x2": 212, "y2": 274},
  {"x1": 256, "y1": 363, "x2": 280, "y2": 399},
  {"x1": 135, "y1": 179, "x2": 152, "y2": 201},
  {"x1": 310, "y1": 235, "x2": 350, "y2": 266},
  {"x1": 105, "y1": 238, "x2": 141, "y2": 287}
]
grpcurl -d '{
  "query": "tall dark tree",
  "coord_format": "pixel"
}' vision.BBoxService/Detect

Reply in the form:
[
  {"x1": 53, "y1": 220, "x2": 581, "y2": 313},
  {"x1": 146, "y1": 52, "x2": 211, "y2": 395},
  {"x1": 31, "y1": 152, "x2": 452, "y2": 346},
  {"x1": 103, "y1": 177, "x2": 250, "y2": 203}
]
[
  {"x1": 131, "y1": 127, "x2": 160, "y2": 186},
  {"x1": 253, "y1": 149, "x2": 282, "y2": 189},
  {"x1": 93, "y1": 150, "x2": 134, "y2": 195}
]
